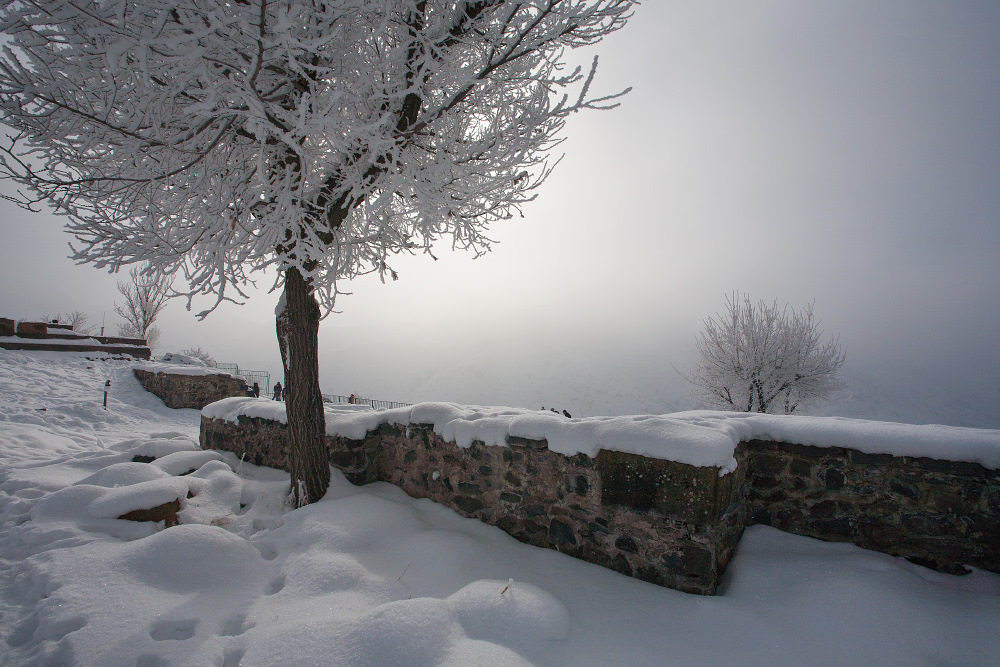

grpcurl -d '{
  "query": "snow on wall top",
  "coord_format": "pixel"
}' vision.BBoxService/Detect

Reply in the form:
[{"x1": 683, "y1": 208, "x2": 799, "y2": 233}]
[
  {"x1": 159, "y1": 352, "x2": 208, "y2": 367},
  {"x1": 136, "y1": 359, "x2": 232, "y2": 377},
  {"x1": 203, "y1": 398, "x2": 1000, "y2": 472}
]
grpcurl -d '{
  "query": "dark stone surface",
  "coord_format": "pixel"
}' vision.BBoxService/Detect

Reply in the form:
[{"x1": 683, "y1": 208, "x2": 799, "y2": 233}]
[
  {"x1": 615, "y1": 535, "x2": 639, "y2": 553},
  {"x1": 789, "y1": 459, "x2": 813, "y2": 477},
  {"x1": 823, "y1": 468, "x2": 846, "y2": 490},
  {"x1": 744, "y1": 439, "x2": 999, "y2": 576},
  {"x1": 453, "y1": 496, "x2": 485, "y2": 514},
  {"x1": 889, "y1": 479, "x2": 920, "y2": 501},
  {"x1": 549, "y1": 519, "x2": 577, "y2": 545}
]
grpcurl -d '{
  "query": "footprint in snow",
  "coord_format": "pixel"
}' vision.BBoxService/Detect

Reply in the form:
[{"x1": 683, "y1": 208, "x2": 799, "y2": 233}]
[
  {"x1": 149, "y1": 618, "x2": 198, "y2": 641},
  {"x1": 218, "y1": 612, "x2": 252, "y2": 637}
]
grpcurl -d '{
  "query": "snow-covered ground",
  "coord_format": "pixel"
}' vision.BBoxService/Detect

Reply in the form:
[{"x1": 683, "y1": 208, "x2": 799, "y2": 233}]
[{"x1": 1, "y1": 350, "x2": 998, "y2": 666}]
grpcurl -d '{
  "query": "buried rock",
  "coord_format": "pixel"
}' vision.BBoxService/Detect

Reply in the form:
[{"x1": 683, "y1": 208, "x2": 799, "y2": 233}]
[
  {"x1": 88, "y1": 477, "x2": 190, "y2": 528},
  {"x1": 119, "y1": 498, "x2": 182, "y2": 527}
]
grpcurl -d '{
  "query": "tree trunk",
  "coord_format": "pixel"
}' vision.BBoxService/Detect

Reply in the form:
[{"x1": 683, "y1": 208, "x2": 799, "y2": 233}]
[{"x1": 276, "y1": 266, "x2": 329, "y2": 506}]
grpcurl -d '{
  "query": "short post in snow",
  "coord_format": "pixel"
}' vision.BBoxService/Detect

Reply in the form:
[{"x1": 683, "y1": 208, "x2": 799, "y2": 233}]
[{"x1": 103, "y1": 380, "x2": 111, "y2": 409}]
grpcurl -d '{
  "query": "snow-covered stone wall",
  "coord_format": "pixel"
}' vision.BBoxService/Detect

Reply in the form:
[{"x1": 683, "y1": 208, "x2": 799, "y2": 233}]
[
  {"x1": 198, "y1": 401, "x2": 1000, "y2": 594},
  {"x1": 135, "y1": 369, "x2": 247, "y2": 410},
  {"x1": 201, "y1": 415, "x2": 747, "y2": 594}
]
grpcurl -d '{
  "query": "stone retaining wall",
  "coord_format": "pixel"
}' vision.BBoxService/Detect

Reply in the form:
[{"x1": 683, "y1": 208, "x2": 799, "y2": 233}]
[
  {"x1": 744, "y1": 439, "x2": 999, "y2": 574},
  {"x1": 201, "y1": 416, "x2": 747, "y2": 594},
  {"x1": 136, "y1": 369, "x2": 248, "y2": 410},
  {"x1": 199, "y1": 414, "x2": 999, "y2": 594},
  {"x1": 1, "y1": 318, "x2": 150, "y2": 358}
]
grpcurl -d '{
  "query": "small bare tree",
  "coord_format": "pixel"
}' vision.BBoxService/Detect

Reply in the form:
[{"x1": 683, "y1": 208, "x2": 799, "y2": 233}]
[
  {"x1": 115, "y1": 266, "x2": 171, "y2": 350},
  {"x1": 687, "y1": 294, "x2": 846, "y2": 414},
  {"x1": 42, "y1": 311, "x2": 94, "y2": 334}
]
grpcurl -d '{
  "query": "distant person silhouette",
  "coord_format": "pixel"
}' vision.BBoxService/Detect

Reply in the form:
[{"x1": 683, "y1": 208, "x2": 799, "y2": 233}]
[
  {"x1": 273, "y1": 382, "x2": 283, "y2": 401},
  {"x1": 252, "y1": 382, "x2": 260, "y2": 398}
]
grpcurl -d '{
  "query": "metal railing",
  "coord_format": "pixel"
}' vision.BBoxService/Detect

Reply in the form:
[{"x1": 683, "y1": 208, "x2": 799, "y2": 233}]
[
  {"x1": 216, "y1": 362, "x2": 270, "y2": 397},
  {"x1": 219, "y1": 361, "x2": 408, "y2": 409},
  {"x1": 322, "y1": 394, "x2": 412, "y2": 411}
]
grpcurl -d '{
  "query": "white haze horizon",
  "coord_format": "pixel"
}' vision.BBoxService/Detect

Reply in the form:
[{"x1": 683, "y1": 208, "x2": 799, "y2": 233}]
[{"x1": 2, "y1": 1, "x2": 998, "y2": 428}]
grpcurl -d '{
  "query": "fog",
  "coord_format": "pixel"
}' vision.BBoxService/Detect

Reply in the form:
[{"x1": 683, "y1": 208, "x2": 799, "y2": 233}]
[{"x1": 2, "y1": 0, "x2": 998, "y2": 427}]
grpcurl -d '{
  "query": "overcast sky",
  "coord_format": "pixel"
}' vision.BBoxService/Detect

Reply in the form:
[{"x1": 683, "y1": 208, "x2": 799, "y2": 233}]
[{"x1": 2, "y1": 1, "x2": 998, "y2": 426}]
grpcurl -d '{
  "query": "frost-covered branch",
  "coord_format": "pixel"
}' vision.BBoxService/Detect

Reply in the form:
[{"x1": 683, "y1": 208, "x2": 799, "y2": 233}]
[{"x1": 0, "y1": 0, "x2": 638, "y2": 314}]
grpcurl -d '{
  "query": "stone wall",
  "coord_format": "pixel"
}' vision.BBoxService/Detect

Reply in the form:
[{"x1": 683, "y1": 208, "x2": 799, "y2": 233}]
[
  {"x1": 199, "y1": 414, "x2": 999, "y2": 594},
  {"x1": 135, "y1": 369, "x2": 248, "y2": 410},
  {"x1": 201, "y1": 416, "x2": 746, "y2": 595},
  {"x1": 1, "y1": 318, "x2": 150, "y2": 358},
  {"x1": 744, "y1": 439, "x2": 999, "y2": 574}
]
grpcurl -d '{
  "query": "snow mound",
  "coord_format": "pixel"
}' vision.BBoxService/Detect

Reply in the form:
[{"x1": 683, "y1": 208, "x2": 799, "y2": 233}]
[
  {"x1": 87, "y1": 477, "x2": 189, "y2": 519},
  {"x1": 449, "y1": 579, "x2": 571, "y2": 645},
  {"x1": 111, "y1": 436, "x2": 200, "y2": 458},
  {"x1": 159, "y1": 352, "x2": 207, "y2": 367},
  {"x1": 180, "y1": 463, "x2": 245, "y2": 527},
  {"x1": 150, "y1": 450, "x2": 226, "y2": 475},
  {"x1": 119, "y1": 524, "x2": 265, "y2": 593},
  {"x1": 279, "y1": 550, "x2": 371, "y2": 597},
  {"x1": 341, "y1": 597, "x2": 455, "y2": 667},
  {"x1": 29, "y1": 484, "x2": 158, "y2": 540},
  {"x1": 76, "y1": 462, "x2": 171, "y2": 487}
]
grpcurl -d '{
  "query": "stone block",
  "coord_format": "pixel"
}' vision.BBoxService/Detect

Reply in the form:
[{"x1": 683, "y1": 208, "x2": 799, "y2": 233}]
[
  {"x1": 0, "y1": 318, "x2": 14, "y2": 336},
  {"x1": 453, "y1": 496, "x2": 484, "y2": 514},
  {"x1": 596, "y1": 450, "x2": 728, "y2": 527},
  {"x1": 507, "y1": 435, "x2": 548, "y2": 450},
  {"x1": 15, "y1": 321, "x2": 47, "y2": 337},
  {"x1": 548, "y1": 519, "x2": 577, "y2": 545}
]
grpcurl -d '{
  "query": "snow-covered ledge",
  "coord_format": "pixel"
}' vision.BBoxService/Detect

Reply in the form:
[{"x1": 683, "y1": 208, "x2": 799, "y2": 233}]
[{"x1": 200, "y1": 399, "x2": 1000, "y2": 594}]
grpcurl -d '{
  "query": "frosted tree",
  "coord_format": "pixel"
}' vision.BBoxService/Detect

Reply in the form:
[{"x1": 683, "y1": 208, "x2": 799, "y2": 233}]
[
  {"x1": 180, "y1": 346, "x2": 218, "y2": 368},
  {"x1": 0, "y1": 0, "x2": 637, "y2": 505},
  {"x1": 688, "y1": 294, "x2": 846, "y2": 414},
  {"x1": 115, "y1": 265, "x2": 171, "y2": 350}
]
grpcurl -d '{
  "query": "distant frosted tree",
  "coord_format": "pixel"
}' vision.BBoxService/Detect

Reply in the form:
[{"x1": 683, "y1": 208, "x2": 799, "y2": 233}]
[
  {"x1": 0, "y1": 0, "x2": 637, "y2": 505},
  {"x1": 180, "y1": 346, "x2": 217, "y2": 368},
  {"x1": 688, "y1": 294, "x2": 846, "y2": 414},
  {"x1": 115, "y1": 266, "x2": 171, "y2": 350}
]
